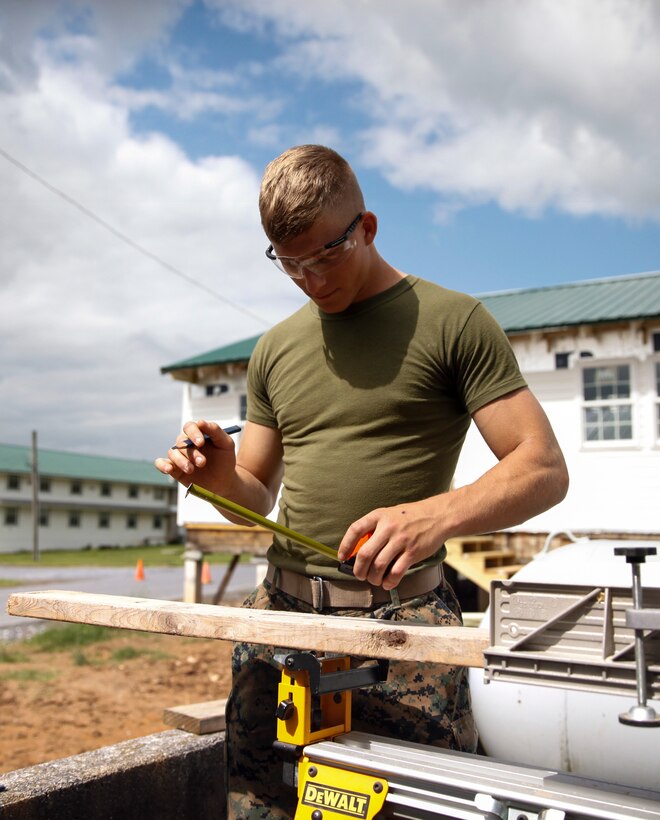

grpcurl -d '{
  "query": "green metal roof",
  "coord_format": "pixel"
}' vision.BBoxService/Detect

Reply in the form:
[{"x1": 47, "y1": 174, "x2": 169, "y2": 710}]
[
  {"x1": 479, "y1": 270, "x2": 660, "y2": 333},
  {"x1": 161, "y1": 334, "x2": 262, "y2": 374},
  {"x1": 0, "y1": 443, "x2": 171, "y2": 486},
  {"x1": 161, "y1": 271, "x2": 660, "y2": 372}
]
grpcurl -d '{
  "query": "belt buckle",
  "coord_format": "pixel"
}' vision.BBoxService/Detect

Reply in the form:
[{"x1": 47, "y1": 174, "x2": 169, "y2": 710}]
[{"x1": 311, "y1": 576, "x2": 325, "y2": 611}]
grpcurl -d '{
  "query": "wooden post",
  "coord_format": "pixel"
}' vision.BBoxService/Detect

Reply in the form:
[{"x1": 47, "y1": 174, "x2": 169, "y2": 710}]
[
  {"x1": 7, "y1": 590, "x2": 489, "y2": 668},
  {"x1": 183, "y1": 548, "x2": 203, "y2": 603}
]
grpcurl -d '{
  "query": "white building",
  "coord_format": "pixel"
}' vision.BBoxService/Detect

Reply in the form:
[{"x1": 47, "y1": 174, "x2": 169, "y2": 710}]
[
  {"x1": 162, "y1": 336, "x2": 255, "y2": 530},
  {"x1": 161, "y1": 271, "x2": 660, "y2": 544},
  {"x1": 0, "y1": 443, "x2": 177, "y2": 552}
]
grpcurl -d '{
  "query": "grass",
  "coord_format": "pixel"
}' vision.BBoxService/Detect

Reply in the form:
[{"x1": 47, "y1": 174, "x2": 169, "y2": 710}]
[
  {"x1": 0, "y1": 646, "x2": 28, "y2": 663},
  {"x1": 111, "y1": 645, "x2": 144, "y2": 662},
  {"x1": 25, "y1": 623, "x2": 114, "y2": 652},
  {"x1": 1, "y1": 622, "x2": 174, "y2": 674},
  {"x1": 0, "y1": 543, "x2": 251, "y2": 568},
  {"x1": 0, "y1": 668, "x2": 56, "y2": 682},
  {"x1": 73, "y1": 649, "x2": 93, "y2": 666},
  {"x1": 110, "y1": 645, "x2": 171, "y2": 662}
]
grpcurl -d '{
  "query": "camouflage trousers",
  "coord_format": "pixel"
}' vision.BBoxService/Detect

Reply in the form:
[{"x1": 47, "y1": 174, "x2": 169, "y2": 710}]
[{"x1": 225, "y1": 574, "x2": 477, "y2": 819}]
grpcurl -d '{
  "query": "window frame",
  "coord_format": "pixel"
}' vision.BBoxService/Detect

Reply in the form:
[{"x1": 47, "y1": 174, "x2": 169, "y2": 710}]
[{"x1": 580, "y1": 359, "x2": 637, "y2": 448}]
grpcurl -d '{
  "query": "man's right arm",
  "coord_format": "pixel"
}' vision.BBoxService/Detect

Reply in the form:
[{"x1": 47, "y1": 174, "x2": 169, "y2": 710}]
[{"x1": 154, "y1": 419, "x2": 283, "y2": 522}]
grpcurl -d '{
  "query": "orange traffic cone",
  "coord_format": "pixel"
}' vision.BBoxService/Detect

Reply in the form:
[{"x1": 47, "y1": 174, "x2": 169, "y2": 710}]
[
  {"x1": 135, "y1": 558, "x2": 145, "y2": 581},
  {"x1": 201, "y1": 561, "x2": 212, "y2": 585}
]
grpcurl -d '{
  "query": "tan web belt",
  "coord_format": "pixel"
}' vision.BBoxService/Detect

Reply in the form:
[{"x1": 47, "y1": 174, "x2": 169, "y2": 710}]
[{"x1": 265, "y1": 562, "x2": 444, "y2": 610}]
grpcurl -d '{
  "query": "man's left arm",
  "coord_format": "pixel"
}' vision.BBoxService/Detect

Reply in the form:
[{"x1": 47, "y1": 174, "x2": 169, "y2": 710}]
[{"x1": 338, "y1": 387, "x2": 569, "y2": 589}]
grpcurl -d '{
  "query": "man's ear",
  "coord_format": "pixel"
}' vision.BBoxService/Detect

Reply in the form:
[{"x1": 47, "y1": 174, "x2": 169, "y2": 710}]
[{"x1": 361, "y1": 211, "x2": 378, "y2": 246}]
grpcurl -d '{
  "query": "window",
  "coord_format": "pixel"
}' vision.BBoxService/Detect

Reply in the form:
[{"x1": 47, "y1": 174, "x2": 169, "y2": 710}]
[
  {"x1": 7, "y1": 475, "x2": 20, "y2": 491},
  {"x1": 101, "y1": 483, "x2": 112, "y2": 497},
  {"x1": 99, "y1": 513, "x2": 110, "y2": 529},
  {"x1": 4, "y1": 507, "x2": 18, "y2": 526},
  {"x1": 68, "y1": 511, "x2": 81, "y2": 527},
  {"x1": 39, "y1": 510, "x2": 50, "y2": 527},
  {"x1": 205, "y1": 383, "x2": 229, "y2": 396},
  {"x1": 70, "y1": 481, "x2": 82, "y2": 495},
  {"x1": 153, "y1": 515, "x2": 163, "y2": 529},
  {"x1": 127, "y1": 514, "x2": 137, "y2": 529},
  {"x1": 128, "y1": 485, "x2": 139, "y2": 499},
  {"x1": 582, "y1": 364, "x2": 633, "y2": 442},
  {"x1": 153, "y1": 487, "x2": 165, "y2": 500},
  {"x1": 240, "y1": 394, "x2": 248, "y2": 421}
]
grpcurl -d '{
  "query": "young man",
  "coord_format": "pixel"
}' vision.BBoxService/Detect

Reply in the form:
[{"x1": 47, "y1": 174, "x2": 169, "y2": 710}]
[{"x1": 156, "y1": 145, "x2": 569, "y2": 818}]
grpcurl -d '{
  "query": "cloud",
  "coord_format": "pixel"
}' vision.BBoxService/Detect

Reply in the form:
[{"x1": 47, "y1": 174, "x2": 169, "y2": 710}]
[
  {"x1": 1, "y1": 0, "x2": 659, "y2": 464},
  {"x1": 214, "y1": 0, "x2": 660, "y2": 222},
  {"x1": 0, "y1": 3, "x2": 303, "y2": 459}
]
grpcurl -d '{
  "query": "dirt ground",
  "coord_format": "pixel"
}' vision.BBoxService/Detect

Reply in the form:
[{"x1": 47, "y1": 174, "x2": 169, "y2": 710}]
[{"x1": 0, "y1": 627, "x2": 234, "y2": 774}]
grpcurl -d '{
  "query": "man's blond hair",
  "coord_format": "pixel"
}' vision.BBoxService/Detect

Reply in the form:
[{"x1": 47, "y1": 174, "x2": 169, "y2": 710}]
[{"x1": 259, "y1": 145, "x2": 365, "y2": 243}]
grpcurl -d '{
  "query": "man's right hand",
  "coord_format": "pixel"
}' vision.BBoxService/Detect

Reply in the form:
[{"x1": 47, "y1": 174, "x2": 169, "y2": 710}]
[{"x1": 154, "y1": 419, "x2": 238, "y2": 495}]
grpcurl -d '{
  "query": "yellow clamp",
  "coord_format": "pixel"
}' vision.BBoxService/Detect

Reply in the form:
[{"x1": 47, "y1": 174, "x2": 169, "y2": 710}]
[{"x1": 277, "y1": 655, "x2": 352, "y2": 747}]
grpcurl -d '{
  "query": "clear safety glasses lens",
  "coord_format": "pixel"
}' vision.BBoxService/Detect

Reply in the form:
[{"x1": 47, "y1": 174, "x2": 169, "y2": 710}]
[{"x1": 269, "y1": 237, "x2": 358, "y2": 279}]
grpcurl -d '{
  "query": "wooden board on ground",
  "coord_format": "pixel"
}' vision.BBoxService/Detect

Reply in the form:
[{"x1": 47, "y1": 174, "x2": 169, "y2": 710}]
[
  {"x1": 163, "y1": 698, "x2": 228, "y2": 735},
  {"x1": 7, "y1": 590, "x2": 488, "y2": 668}
]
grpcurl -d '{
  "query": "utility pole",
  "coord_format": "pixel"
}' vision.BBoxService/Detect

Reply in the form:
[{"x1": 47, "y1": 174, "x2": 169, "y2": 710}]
[{"x1": 31, "y1": 430, "x2": 39, "y2": 561}]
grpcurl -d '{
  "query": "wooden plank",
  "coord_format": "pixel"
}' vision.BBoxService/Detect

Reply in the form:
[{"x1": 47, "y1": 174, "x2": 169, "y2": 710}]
[
  {"x1": 163, "y1": 698, "x2": 227, "y2": 735},
  {"x1": 184, "y1": 522, "x2": 271, "y2": 551},
  {"x1": 7, "y1": 590, "x2": 488, "y2": 668}
]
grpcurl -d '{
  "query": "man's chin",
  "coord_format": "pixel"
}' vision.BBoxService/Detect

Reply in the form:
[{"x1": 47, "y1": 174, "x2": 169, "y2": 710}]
[{"x1": 311, "y1": 290, "x2": 344, "y2": 311}]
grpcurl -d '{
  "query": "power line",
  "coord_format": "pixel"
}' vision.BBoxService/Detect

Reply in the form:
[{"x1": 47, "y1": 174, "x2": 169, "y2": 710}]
[{"x1": 0, "y1": 145, "x2": 272, "y2": 328}]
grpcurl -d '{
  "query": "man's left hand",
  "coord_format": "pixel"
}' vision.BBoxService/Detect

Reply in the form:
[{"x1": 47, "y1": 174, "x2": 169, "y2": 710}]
[{"x1": 338, "y1": 499, "x2": 444, "y2": 589}]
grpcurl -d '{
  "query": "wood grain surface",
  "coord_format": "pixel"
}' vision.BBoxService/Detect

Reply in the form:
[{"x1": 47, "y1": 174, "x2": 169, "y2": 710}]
[{"x1": 7, "y1": 590, "x2": 488, "y2": 667}]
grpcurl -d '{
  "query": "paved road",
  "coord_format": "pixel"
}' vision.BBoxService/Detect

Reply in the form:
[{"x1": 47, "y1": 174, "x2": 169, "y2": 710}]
[{"x1": 0, "y1": 562, "x2": 262, "y2": 641}]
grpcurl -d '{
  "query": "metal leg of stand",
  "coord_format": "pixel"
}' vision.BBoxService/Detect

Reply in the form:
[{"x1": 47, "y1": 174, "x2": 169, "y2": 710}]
[{"x1": 615, "y1": 546, "x2": 660, "y2": 727}]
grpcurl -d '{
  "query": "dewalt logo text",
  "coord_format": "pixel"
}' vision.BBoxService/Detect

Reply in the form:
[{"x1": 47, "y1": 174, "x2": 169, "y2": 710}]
[{"x1": 302, "y1": 782, "x2": 370, "y2": 818}]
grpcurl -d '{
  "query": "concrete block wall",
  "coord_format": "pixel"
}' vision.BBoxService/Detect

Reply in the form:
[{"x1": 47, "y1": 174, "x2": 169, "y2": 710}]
[{"x1": 0, "y1": 730, "x2": 226, "y2": 820}]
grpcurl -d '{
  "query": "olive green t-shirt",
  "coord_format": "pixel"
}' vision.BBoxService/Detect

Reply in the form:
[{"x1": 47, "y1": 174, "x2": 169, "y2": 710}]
[{"x1": 247, "y1": 275, "x2": 526, "y2": 579}]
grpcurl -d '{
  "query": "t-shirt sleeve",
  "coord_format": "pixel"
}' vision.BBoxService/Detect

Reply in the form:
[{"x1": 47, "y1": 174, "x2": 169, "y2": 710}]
[
  {"x1": 246, "y1": 334, "x2": 279, "y2": 428},
  {"x1": 452, "y1": 302, "x2": 527, "y2": 415}
]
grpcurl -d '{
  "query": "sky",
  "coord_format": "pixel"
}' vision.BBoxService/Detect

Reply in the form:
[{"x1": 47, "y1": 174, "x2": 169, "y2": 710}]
[{"x1": 1, "y1": 0, "x2": 659, "y2": 461}]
